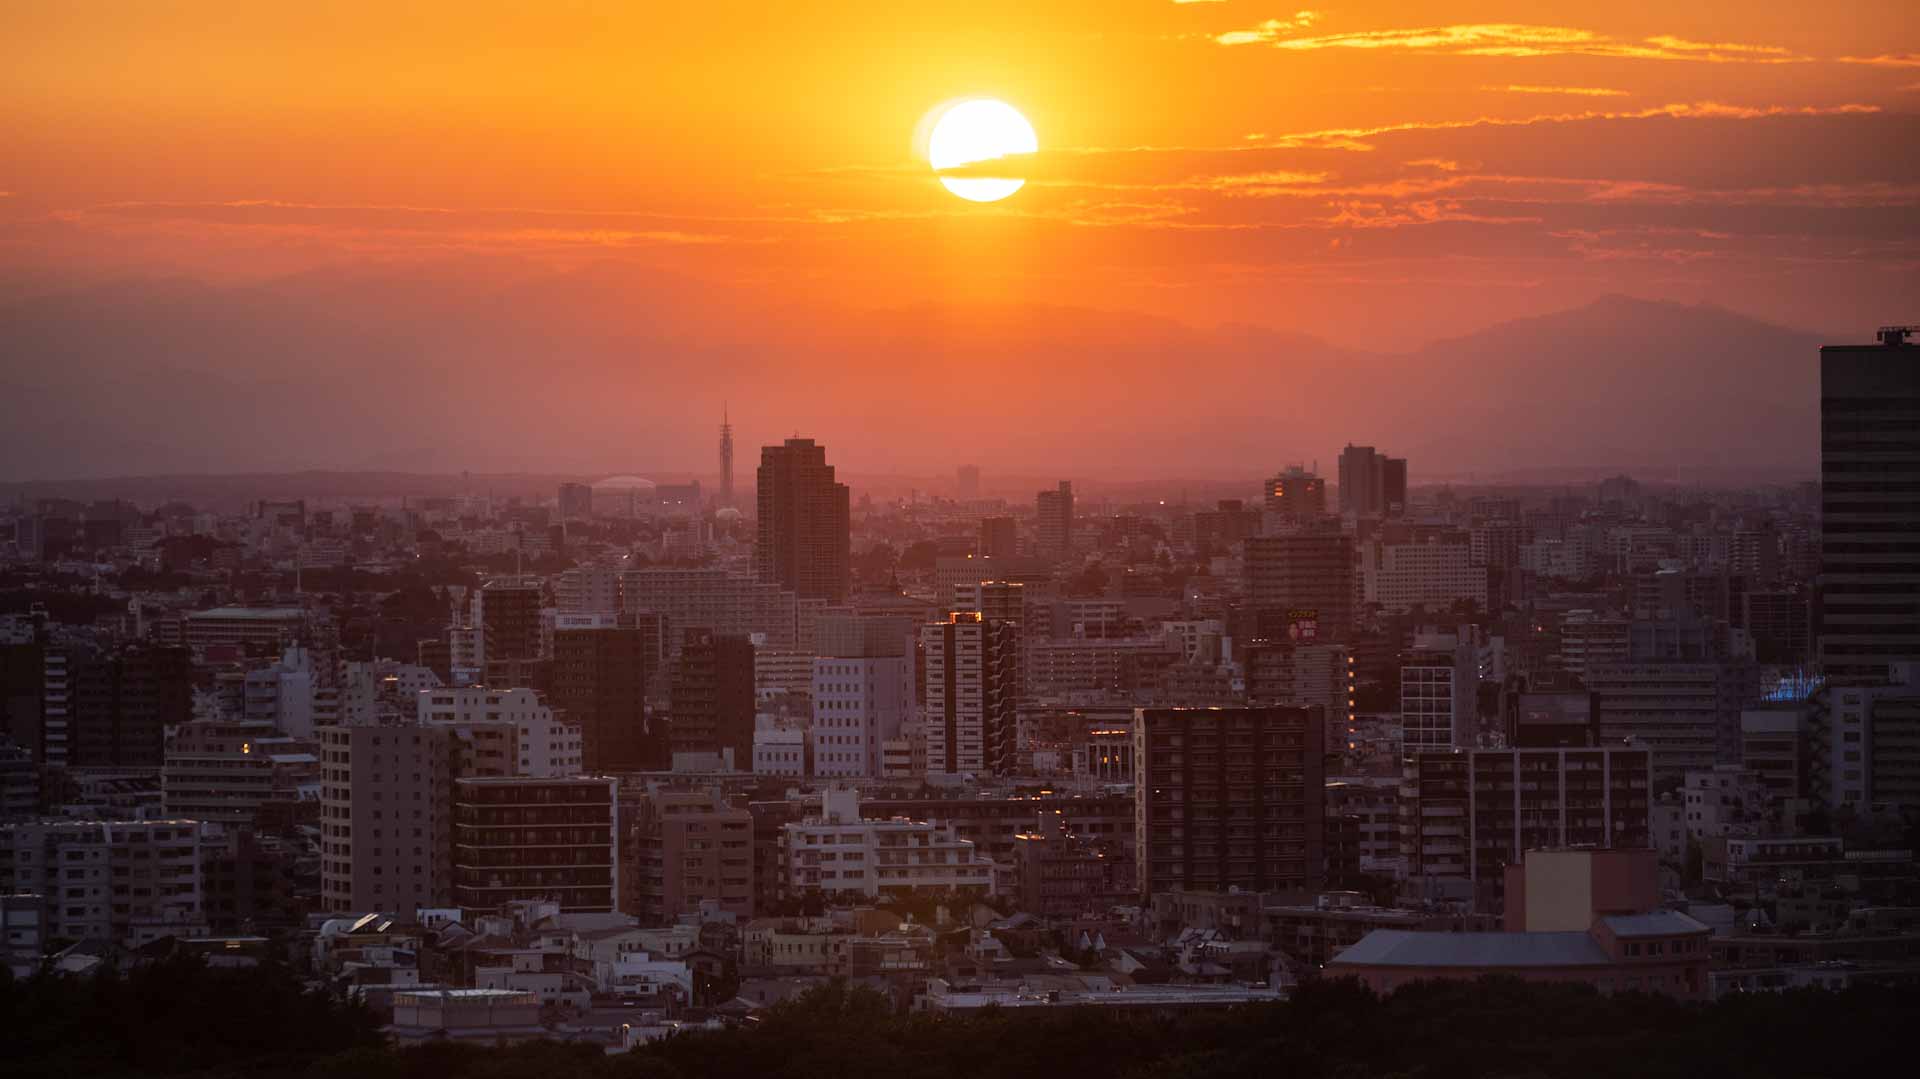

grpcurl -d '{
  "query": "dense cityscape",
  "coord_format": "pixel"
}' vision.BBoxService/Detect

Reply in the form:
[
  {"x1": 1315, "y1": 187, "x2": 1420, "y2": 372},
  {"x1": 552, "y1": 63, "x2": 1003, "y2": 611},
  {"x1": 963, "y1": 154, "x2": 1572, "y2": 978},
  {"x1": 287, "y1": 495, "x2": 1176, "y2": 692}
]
[{"x1": 0, "y1": 324, "x2": 1913, "y2": 1076}]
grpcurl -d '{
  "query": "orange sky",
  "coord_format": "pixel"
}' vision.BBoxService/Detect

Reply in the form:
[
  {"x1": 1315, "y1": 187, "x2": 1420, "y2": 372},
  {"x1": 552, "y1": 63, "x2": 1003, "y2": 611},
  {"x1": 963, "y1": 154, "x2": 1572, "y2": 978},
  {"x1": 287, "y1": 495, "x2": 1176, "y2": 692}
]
[{"x1": 2, "y1": 1, "x2": 1916, "y2": 346}]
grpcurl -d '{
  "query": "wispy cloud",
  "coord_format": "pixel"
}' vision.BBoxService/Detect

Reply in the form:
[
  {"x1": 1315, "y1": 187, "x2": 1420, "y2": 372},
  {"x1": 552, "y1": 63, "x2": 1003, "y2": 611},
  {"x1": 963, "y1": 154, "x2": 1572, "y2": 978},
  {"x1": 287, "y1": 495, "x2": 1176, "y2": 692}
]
[
  {"x1": 1248, "y1": 101, "x2": 1879, "y2": 151},
  {"x1": 1215, "y1": 11, "x2": 1318, "y2": 46},
  {"x1": 1487, "y1": 84, "x2": 1629, "y2": 97},
  {"x1": 1214, "y1": 21, "x2": 1807, "y2": 63},
  {"x1": 1839, "y1": 53, "x2": 1920, "y2": 68}
]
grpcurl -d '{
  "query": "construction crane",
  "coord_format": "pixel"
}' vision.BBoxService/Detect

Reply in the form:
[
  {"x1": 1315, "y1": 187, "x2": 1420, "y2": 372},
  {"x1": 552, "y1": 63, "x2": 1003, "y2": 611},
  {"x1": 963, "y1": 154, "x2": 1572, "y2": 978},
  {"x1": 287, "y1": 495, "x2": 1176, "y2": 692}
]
[{"x1": 1877, "y1": 325, "x2": 1918, "y2": 345}]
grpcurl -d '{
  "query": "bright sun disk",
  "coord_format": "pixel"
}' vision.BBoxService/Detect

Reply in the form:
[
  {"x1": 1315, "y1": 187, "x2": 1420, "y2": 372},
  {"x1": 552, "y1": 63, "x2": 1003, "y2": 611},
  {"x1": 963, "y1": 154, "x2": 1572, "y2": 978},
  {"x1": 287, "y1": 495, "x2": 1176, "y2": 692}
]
[{"x1": 927, "y1": 99, "x2": 1037, "y2": 203}]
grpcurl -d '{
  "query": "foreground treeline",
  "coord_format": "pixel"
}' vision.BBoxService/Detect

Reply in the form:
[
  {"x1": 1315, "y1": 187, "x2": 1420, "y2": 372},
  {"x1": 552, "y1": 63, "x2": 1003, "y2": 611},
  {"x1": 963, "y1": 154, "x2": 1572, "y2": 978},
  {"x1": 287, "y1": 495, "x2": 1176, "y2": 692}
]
[{"x1": 2, "y1": 959, "x2": 1909, "y2": 1079}]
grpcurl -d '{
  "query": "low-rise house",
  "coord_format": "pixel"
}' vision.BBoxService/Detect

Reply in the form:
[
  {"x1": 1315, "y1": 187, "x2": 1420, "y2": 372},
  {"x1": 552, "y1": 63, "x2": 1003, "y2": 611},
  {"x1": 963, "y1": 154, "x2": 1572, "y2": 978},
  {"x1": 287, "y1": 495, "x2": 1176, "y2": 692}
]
[
  {"x1": 1328, "y1": 850, "x2": 1711, "y2": 999},
  {"x1": 388, "y1": 988, "x2": 546, "y2": 1045}
]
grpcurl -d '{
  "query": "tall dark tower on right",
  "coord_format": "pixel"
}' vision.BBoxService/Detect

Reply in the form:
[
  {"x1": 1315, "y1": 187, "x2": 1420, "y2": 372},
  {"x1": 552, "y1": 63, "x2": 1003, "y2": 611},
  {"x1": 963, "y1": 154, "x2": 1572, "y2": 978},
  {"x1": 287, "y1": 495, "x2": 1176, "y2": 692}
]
[
  {"x1": 718, "y1": 406, "x2": 735, "y2": 507},
  {"x1": 1819, "y1": 324, "x2": 1920, "y2": 684},
  {"x1": 754, "y1": 437, "x2": 850, "y2": 602}
]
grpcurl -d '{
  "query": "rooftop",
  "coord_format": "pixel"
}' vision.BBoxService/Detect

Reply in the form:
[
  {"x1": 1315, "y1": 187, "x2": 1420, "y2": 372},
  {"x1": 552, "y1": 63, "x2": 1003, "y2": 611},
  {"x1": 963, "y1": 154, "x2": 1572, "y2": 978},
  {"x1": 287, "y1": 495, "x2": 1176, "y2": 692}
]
[
  {"x1": 1600, "y1": 912, "x2": 1711, "y2": 938},
  {"x1": 1330, "y1": 930, "x2": 1611, "y2": 969}
]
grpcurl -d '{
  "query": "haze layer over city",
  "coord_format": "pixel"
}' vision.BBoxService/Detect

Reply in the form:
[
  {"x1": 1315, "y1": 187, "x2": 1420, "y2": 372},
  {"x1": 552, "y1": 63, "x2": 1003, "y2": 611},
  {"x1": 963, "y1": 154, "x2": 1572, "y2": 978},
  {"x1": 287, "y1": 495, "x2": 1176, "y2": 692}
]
[{"x1": 1, "y1": 3, "x2": 1916, "y2": 1078}]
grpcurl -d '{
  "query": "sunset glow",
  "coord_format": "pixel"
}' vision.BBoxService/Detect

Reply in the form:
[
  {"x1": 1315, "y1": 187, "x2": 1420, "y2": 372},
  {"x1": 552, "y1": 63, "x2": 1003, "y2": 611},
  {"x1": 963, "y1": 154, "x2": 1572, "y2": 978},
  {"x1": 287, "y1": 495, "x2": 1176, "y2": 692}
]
[{"x1": 0, "y1": 1, "x2": 1914, "y2": 480}]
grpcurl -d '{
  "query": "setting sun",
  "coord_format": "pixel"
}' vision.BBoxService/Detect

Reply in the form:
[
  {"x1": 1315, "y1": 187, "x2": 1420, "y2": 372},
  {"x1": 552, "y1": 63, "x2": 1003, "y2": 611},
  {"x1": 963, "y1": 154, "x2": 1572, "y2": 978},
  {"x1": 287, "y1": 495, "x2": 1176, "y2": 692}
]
[{"x1": 926, "y1": 98, "x2": 1037, "y2": 203}]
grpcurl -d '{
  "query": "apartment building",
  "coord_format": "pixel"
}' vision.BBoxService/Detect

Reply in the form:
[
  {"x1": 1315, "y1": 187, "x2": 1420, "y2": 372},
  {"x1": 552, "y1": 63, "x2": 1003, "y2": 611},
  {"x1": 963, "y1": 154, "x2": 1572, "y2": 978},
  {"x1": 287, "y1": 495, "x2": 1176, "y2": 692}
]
[
  {"x1": 319, "y1": 724, "x2": 455, "y2": 913},
  {"x1": 451, "y1": 776, "x2": 617, "y2": 914},
  {"x1": 1400, "y1": 746, "x2": 1653, "y2": 888},
  {"x1": 779, "y1": 788, "x2": 996, "y2": 900},
  {"x1": 1134, "y1": 706, "x2": 1325, "y2": 897},
  {"x1": 0, "y1": 819, "x2": 206, "y2": 947},
  {"x1": 627, "y1": 788, "x2": 753, "y2": 924},
  {"x1": 419, "y1": 687, "x2": 583, "y2": 778}
]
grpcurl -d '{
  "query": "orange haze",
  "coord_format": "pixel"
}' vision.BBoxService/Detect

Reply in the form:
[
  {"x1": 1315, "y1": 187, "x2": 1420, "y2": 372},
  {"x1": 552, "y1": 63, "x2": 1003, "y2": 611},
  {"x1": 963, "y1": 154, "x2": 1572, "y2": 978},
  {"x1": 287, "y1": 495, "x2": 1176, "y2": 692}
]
[{"x1": 1, "y1": 2, "x2": 1915, "y2": 479}]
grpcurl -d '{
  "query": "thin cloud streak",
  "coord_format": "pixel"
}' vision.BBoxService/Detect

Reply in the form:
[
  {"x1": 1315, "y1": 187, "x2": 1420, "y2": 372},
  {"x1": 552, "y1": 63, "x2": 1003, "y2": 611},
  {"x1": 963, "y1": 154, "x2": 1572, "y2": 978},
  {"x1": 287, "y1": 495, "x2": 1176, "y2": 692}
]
[
  {"x1": 1488, "y1": 84, "x2": 1629, "y2": 97},
  {"x1": 1249, "y1": 101, "x2": 1880, "y2": 151},
  {"x1": 1214, "y1": 21, "x2": 1808, "y2": 63},
  {"x1": 1839, "y1": 53, "x2": 1920, "y2": 68}
]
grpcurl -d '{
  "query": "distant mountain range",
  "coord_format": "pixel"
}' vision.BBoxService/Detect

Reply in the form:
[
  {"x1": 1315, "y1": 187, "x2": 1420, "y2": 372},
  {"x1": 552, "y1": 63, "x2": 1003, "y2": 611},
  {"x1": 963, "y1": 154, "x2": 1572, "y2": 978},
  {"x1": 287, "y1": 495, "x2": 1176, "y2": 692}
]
[{"x1": 0, "y1": 260, "x2": 1831, "y2": 486}]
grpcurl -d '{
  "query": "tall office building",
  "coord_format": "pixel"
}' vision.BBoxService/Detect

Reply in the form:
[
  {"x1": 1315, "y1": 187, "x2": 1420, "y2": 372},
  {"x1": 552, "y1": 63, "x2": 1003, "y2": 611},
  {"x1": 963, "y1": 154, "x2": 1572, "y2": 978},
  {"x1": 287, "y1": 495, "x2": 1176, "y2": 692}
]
[
  {"x1": 1036, "y1": 481, "x2": 1074, "y2": 559},
  {"x1": 558, "y1": 482, "x2": 594, "y2": 520},
  {"x1": 1134, "y1": 706, "x2": 1325, "y2": 897},
  {"x1": 1819, "y1": 326, "x2": 1920, "y2": 684},
  {"x1": 1338, "y1": 444, "x2": 1408, "y2": 517},
  {"x1": 1381, "y1": 457, "x2": 1408, "y2": 517},
  {"x1": 1264, "y1": 466, "x2": 1327, "y2": 517},
  {"x1": 669, "y1": 629, "x2": 756, "y2": 768},
  {"x1": 718, "y1": 407, "x2": 735, "y2": 507},
  {"x1": 551, "y1": 613, "x2": 665, "y2": 772},
  {"x1": 978, "y1": 515, "x2": 1018, "y2": 559},
  {"x1": 754, "y1": 438, "x2": 850, "y2": 603},
  {"x1": 922, "y1": 611, "x2": 1021, "y2": 776},
  {"x1": 1244, "y1": 531, "x2": 1356, "y2": 643},
  {"x1": 957, "y1": 464, "x2": 980, "y2": 499}
]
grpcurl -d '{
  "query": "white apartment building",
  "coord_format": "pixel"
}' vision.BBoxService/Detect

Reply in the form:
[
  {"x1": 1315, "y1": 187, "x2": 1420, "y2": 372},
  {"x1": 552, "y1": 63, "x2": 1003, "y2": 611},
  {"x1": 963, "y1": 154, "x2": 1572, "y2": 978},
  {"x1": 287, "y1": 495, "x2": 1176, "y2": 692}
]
[
  {"x1": 1161, "y1": 619, "x2": 1227, "y2": 663},
  {"x1": 754, "y1": 726, "x2": 807, "y2": 777},
  {"x1": 0, "y1": 820, "x2": 207, "y2": 947},
  {"x1": 554, "y1": 566, "x2": 622, "y2": 616},
  {"x1": 419, "y1": 688, "x2": 583, "y2": 778},
  {"x1": 811, "y1": 654, "x2": 914, "y2": 778},
  {"x1": 243, "y1": 645, "x2": 317, "y2": 737},
  {"x1": 1361, "y1": 537, "x2": 1488, "y2": 614},
  {"x1": 779, "y1": 789, "x2": 997, "y2": 900}
]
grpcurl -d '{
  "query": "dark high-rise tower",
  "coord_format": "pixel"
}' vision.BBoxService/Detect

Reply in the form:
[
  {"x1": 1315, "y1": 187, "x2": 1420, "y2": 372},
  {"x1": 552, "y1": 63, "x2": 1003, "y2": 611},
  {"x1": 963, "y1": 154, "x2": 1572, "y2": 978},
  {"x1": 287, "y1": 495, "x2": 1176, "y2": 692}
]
[
  {"x1": 552, "y1": 612, "x2": 666, "y2": 772},
  {"x1": 1338, "y1": 445, "x2": 1408, "y2": 517},
  {"x1": 1819, "y1": 325, "x2": 1920, "y2": 684},
  {"x1": 1134, "y1": 705, "x2": 1325, "y2": 897},
  {"x1": 754, "y1": 437, "x2": 851, "y2": 603},
  {"x1": 1036, "y1": 481, "x2": 1073, "y2": 559},
  {"x1": 1245, "y1": 530, "x2": 1356, "y2": 643},
  {"x1": 718, "y1": 406, "x2": 735, "y2": 507},
  {"x1": 1265, "y1": 466, "x2": 1327, "y2": 517},
  {"x1": 669, "y1": 629, "x2": 756, "y2": 769}
]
